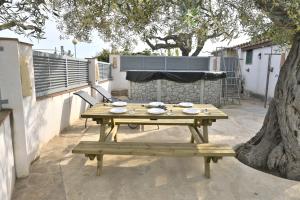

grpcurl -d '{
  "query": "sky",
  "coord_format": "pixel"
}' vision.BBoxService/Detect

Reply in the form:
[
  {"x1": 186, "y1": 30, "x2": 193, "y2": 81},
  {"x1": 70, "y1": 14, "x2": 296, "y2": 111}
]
[{"x1": 0, "y1": 19, "x2": 249, "y2": 58}]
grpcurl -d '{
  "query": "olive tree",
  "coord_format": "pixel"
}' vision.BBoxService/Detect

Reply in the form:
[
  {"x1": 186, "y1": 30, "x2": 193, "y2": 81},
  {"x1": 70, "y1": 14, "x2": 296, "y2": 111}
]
[
  {"x1": 57, "y1": 0, "x2": 239, "y2": 56},
  {"x1": 232, "y1": 0, "x2": 300, "y2": 180},
  {"x1": 181, "y1": 0, "x2": 299, "y2": 180},
  {"x1": 0, "y1": 0, "x2": 58, "y2": 38}
]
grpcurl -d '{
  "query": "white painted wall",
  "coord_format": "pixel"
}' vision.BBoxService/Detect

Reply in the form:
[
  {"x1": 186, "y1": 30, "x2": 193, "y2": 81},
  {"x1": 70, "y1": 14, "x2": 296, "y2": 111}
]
[
  {"x1": 109, "y1": 55, "x2": 129, "y2": 91},
  {"x1": 23, "y1": 87, "x2": 91, "y2": 162},
  {"x1": 0, "y1": 112, "x2": 15, "y2": 200},
  {"x1": 94, "y1": 81, "x2": 112, "y2": 101},
  {"x1": 22, "y1": 47, "x2": 110, "y2": 163},
  {"x1": 239, "y1": 45, "x2": 285, "y2": 99},
  {"x1": 0, "y1": 38, "x2": 110, "y2": 180},
  {"x1": 24, "y1": 81, "x2": 111, "y2": 159},
  {"x1": 209, "y1": 56, "x2": 221, "y2": 71},
  {"x1": 0, "y1": 39, "x2": 30, "y2": 177}
]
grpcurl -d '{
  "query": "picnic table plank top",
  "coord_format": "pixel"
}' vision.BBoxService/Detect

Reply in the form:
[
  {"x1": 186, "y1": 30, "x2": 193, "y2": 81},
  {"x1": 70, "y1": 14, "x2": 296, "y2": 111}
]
[{"x1": 81, "y1": 103, "x2": 228, "y2": 120}]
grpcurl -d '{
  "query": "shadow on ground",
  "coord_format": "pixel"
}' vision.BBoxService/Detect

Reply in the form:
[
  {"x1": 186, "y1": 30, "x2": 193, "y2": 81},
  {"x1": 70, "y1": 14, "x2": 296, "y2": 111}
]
[{"x1": 12, "y1": 99, "x2": 300, "y2": 200}]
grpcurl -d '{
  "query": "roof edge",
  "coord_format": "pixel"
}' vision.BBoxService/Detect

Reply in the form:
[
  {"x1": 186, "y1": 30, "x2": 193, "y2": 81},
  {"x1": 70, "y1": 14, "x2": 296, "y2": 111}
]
[{"x1": 0, "y1": 37, "x2": 33, "y2": 46}]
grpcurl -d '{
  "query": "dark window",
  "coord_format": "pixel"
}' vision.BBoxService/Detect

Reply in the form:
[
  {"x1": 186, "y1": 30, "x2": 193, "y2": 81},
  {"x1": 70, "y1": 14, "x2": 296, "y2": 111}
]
[{"x1": 245, "y1": 50, "x2": 253, "y2": 64}]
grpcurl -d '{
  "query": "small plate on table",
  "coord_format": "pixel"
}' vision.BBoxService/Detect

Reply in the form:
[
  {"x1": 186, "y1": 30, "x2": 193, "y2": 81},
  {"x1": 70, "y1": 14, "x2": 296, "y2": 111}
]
[
  {"x1": 182, "y1": 108, "x2": 200, "y2": 115},
  {"x1": 148, "y1": 102, "x2": 165, "y2": 107},
  {"x1": 110, "y1": 107, "x2": 127, "y2": 114},
  {"x1": 112, "y1": 101, "x2": 127, "y2": 107},
  {"x1": 147, "y1": 108, "x2": 166, "y2": 115},
  {"x1": 178, "y1": 102, "x2": 193, "y2": 108}
]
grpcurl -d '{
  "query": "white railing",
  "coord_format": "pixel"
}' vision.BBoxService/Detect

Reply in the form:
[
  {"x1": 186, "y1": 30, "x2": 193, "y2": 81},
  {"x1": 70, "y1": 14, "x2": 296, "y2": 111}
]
[{"x1": 98, "y1": 61, "x2": 112, "y2": 81}]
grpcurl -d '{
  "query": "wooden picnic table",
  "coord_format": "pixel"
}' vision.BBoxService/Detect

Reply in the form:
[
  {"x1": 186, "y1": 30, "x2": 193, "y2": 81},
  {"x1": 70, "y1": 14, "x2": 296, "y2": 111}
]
[{"x1": 73, "y1": 103, "x2": 234, "y2": 178}]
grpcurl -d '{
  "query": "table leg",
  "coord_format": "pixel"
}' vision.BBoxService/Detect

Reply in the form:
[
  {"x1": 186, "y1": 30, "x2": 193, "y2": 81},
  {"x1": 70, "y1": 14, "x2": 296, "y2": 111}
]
[
  {"x1": 204, "y1": 157, "x2": 211, "y2": 178},
  {"x1": 203, "y1": 125, "x2": 208, "y2": 143},
  {"x1": 114, "y1": 125, "x2": 119, "y2": 142},
  {"x1": 97, "y1": 155, "x2": 103, "y2": 176},
  {"x1": 99, "y1": 122, "x2": 107, "y2": 142},
  {"x1": 97, "y1": 119, "x2": 108, "y2": 176},
  {"x1": 201, "y1": 120, "x2": 210, "y2": 178},
  {"x1": 110, "y1": 118, "x2": 118, "y2": 142},
  {"x1": 188, "y1": 126, "x2": 202, "y2": 144},
  {"x1": 190, "y1": 119, "x2": 197, "y2": 143},
  {"x1": 193, "y1": 127, "x2": 205, "y2": 143},
  {"x1": 190, "y1": 135, "x2": 195, "y2": 143}
]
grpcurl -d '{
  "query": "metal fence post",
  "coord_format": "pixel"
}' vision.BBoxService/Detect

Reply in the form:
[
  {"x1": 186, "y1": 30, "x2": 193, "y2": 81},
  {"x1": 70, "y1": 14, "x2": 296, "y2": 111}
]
[
  {"x1": 65, "y1": 58, "x2": 69, "y2": 88},
  {"x1": 164, "y1": 56, "x2": 167, "y2": 71},
  {"x1": 108, "y1": 64, "x2": 112, "y2": 79},
  {"x1": 48, "y1": 56, "x2": 51, "y2": 89},
  {"x1": 33, "y1": 51, "x2": 89, "y2": 97},
  {"x1": 102, "y1": 63, "x2": 104, "y2": 80}
]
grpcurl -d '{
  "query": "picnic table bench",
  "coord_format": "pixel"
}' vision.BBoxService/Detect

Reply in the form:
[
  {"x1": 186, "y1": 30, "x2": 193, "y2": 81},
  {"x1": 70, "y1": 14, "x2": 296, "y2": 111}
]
[{"x1": 72, "y1": 103, "x2": 235, "y2": 178}]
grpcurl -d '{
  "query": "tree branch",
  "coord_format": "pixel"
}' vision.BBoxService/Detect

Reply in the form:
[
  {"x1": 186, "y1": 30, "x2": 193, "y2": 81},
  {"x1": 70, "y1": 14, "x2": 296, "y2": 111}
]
[
  {"x1": 191, "y1": 37, "x2": 205, "y2": 56},
  {"x1": 254, "y1": 0, "x2": 296, "y2": 29},
  {"x1": 146, "y1": 32, "x2": 194, "y2": 55},
  {"x1": 191, "y1": 46, "x2": 203, "y2": 56},
  {"x1": 0, "y1": 0, "x2": 10, "y2": 7},
  {"x1": 148, "y1": 35, "x2": 179, "y2": 42},
  {"x1": 0, "y1": 21, "x2": 16, "y2": 31},
  {"x1": 0, "y1": 20, "x2": 42, "y2": 34},
  {"x1": 145, "y1": 38, "x2": 179, "y2": 50}
]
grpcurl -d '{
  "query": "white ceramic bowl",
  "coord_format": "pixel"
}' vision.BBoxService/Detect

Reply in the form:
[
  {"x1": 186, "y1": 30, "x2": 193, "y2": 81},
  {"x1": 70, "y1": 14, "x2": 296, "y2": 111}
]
[
  {"x1": 147, "y1": 108, "x2": 166, "y2": 115},
  {"x1": 178, "y1": 102, "x2": 193, "y2": 107},
  {"x1": 112, "y1": 101, "x2": 127, "y2": 107},
  {"x1": 148, "y1": 102, "x2": 165, "y2": 107},
  {"x1": 182, "y1": 108, "x2": 200, "y2": 115},
  {"x1": 110, "y1": 107, "x2": 127, "y2": 114}
]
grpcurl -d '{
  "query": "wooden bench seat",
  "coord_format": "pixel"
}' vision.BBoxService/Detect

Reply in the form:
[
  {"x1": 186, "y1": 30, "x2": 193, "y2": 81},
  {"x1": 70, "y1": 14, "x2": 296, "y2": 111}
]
[{"x1": 72, "y1": 141, "x2": 235, "y2": 178}]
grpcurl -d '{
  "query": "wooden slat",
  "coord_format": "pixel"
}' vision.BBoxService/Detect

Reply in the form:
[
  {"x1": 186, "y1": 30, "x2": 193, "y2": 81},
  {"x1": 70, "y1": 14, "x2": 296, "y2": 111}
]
[
  {"x1": 114, "y1": 118, "x2": 195, "y2": 125},
  {"x1": 72, "y1": 142, "x2": 235, "y2": 157},
  {"x1": 81, "y1": 103, "x2": 228, "y2": 120},
  {"x1": 75, "y1": 141, "x2": 233, "y2": 148}
]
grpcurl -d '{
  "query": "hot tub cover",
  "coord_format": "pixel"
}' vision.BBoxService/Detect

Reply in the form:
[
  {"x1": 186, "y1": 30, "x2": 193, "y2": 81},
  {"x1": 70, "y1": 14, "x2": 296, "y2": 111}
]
[{"x1": 126, "y1": 70, "x2": 226, "y2": 83}]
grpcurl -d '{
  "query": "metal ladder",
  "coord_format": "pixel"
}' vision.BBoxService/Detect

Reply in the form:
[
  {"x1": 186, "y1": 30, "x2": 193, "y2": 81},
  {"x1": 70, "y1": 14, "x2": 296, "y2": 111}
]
[{"x1": 216, "y1": 47, "x2": 241, "y2": 104}]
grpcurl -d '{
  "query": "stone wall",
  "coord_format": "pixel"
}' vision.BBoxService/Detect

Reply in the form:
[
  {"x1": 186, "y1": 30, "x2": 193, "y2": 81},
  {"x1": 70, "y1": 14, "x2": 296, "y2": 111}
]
[
  {"x1": 161, "y1": 80, "x2": 203, "y2": 103},
  {"x1": 204, "y1": 80, "x2": 222, "y2": 106},
  {"x1": 129, "y1": 79, "x2": 223, "y2": 106},
  {"x1": 129, "y1": 80, "x2": 157, "y2": 102}
]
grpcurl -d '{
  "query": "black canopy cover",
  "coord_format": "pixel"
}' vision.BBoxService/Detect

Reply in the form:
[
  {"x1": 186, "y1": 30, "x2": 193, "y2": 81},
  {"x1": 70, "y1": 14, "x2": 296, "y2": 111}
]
[{"x1": 126, "y1": 70, "x2": 226, "y2": 83}]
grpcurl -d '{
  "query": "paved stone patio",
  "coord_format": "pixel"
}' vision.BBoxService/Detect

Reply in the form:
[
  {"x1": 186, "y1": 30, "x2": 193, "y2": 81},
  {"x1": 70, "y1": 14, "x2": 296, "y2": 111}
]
[{"x1": 12, "y1": 99, "x2": 300, "y2": 200}]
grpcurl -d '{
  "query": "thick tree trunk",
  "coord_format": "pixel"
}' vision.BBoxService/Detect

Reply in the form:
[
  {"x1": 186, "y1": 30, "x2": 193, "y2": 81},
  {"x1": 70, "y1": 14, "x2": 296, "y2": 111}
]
[
  {"x1": 236, "y1": 35, "x2": 300, "y2": 181},
  {"x1": 181, "y1": 48, "x2": 190, "y2": 56}
]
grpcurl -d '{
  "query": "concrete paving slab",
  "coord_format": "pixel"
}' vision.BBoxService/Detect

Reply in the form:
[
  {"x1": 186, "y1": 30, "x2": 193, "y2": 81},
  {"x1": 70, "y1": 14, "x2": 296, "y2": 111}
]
[{"x1": 12, "y1": 99, "x2": 300, "y2": 200}]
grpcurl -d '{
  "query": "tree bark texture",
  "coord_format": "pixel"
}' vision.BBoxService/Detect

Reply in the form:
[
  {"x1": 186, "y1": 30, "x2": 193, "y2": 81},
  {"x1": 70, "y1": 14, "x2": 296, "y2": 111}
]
[{"x1": 236, "y1": 35, "x2": 300, "y2": 180}]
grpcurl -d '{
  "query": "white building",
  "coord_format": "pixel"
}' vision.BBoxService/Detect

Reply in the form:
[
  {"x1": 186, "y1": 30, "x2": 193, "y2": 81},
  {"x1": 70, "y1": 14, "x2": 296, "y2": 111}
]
[{"x1": 214, "y1": 39, "x2": 289, "y2": 100}]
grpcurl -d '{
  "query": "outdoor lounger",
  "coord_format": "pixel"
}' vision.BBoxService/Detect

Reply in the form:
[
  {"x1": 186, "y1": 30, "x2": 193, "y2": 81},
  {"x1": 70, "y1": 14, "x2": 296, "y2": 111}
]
[
  {"x1": 74, "y1": 86, "x2": 158, "y2": 130},
  {"x1": 91, "y1": 86, "x2": 120, "y2": 103},
  {"x1": 74, "y1": 89, "x2": 140, "y2": 129}
]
